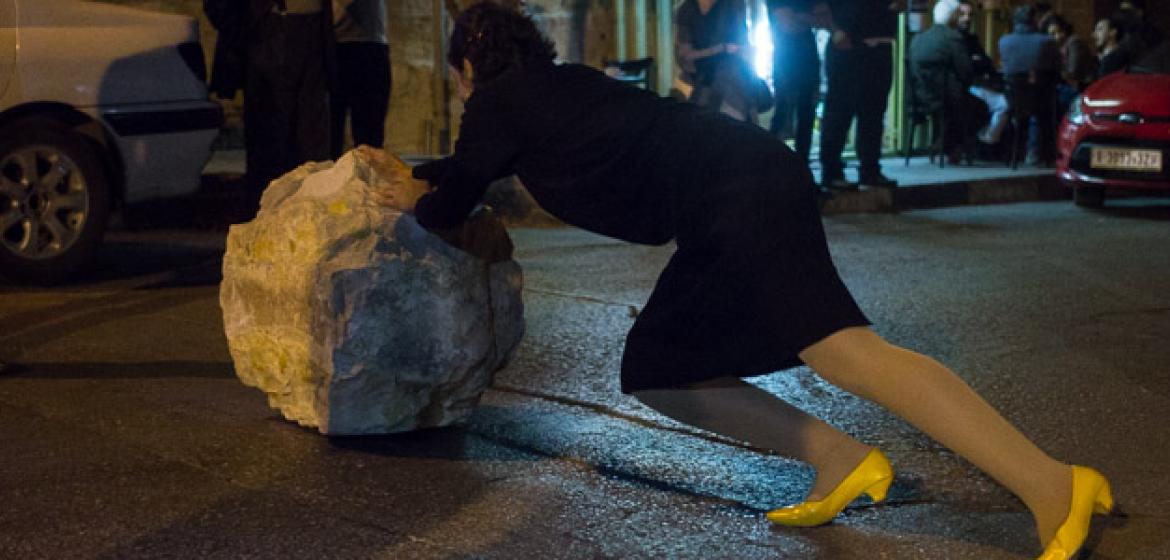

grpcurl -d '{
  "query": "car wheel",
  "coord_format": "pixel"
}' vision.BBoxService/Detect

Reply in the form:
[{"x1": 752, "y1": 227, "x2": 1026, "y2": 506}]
[
  {"x1": 1073, "y1": 185, "x2": 1105, "y2": 209},
  {"x1": 0, "y1": 118, "x2": 110, "y2": 284}
]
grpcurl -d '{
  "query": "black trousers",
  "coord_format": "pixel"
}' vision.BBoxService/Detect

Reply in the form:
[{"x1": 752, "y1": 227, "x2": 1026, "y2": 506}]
[
  {"x1": 820, "y1": 42, "x2": 893, "y2": 179},
  {"x1": 770, "y1": 32, "x2": 819, "y2": 164},
  {"x1": 331, "y1": 41, "x2": 392, "y2": 157},
  {"x1": 770, "y1": 85, "x2": 817, "y2": 164},
  {"x1": 244, "y1": 11, "x2": 331, "y2": 191}
]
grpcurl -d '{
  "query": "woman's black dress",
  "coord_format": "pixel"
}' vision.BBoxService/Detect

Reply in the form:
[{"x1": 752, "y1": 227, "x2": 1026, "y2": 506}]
[{"x1": 413, "y1": 62, "x2": 869, "y2": 393}]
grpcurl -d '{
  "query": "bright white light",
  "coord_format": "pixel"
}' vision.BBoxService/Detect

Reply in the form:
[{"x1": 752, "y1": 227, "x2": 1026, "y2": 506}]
[
  {"x1": 1084, "y1": 97, "x2": 1122, "y2": 108},
  {"x1": 748, "y1": 10, "x2": 773, "y2": 82}
]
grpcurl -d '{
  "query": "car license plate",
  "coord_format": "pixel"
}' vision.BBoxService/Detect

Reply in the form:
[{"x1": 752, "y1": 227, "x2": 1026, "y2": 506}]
[{"x1": 1090, "y1": 147, "x2": 1163, "y2": 171}]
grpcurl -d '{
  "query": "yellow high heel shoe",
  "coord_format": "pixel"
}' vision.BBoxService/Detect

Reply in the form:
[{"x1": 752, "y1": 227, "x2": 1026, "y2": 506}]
[
  {"x1": 766, "y1": 448, "x2": 893, "y2": 527},
  {"x1": 1037, "y1": 466, "x2": 1114, "y2": 560}
]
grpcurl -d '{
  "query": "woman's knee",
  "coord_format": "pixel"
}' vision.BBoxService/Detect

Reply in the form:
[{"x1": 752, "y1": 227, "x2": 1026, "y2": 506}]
[{"x1": 799, "y1": 327, "x2": 900, "y2": 394}]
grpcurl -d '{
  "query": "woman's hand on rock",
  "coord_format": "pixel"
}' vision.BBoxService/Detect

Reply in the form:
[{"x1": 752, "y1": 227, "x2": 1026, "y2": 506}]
[
  {"x1": 373, "y1": 175, "x2": 430, "y2": 212},
  {"x1": 356, "y1": 145, "x2": 431, "y2": 212}
]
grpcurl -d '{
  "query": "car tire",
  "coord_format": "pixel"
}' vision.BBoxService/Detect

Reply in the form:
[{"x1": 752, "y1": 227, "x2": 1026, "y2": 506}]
[
  {"x1": 0, "y1": 117, "x2": 111, "y2": 284},
  {"x1": 1073, "y1": 185, "x2": 1105, "y2": 209}
]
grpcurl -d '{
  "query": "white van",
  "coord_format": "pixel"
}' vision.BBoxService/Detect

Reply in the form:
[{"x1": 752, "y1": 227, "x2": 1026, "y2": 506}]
[{"x1": 0, "y1": 0, "x2": 220, "y2": 283}]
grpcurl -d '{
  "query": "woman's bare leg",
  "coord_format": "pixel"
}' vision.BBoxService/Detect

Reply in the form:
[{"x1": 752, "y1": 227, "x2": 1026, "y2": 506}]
[
  {"x1": 633, "y1": 377, "x2": 873, "y2": 501},
  {"x1": 799, "y1": 326, "x2": 1072, "y2": 546}
]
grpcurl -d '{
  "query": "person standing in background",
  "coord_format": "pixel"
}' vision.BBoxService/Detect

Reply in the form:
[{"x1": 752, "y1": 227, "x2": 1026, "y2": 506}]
[
  {"x1": 206, "y1": 0, "x2": 335, "y2": 196},
  {"x1": 332, "y1": 0, "x2": 391, "y2": 156},
  {"x1": 1046, "y1": 15, "x2": 1094, "y2": 113},
  {"x1": 820, "y1": 0, "x2": 899, "y2": 190},
  {"x1": 999, "y1": 4, "x2": 1060, "y2": 166},
  {"x1": 767, "y1": 0, "x2": 827, "y2": 171}
]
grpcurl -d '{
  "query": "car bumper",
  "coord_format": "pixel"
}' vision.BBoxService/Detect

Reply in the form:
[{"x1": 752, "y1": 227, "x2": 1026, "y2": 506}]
[
  {"x1": 95, "y1": 101, "x2": 222, "y2": 203},
  {"x1": 1060, "y1": 138, "x2": 1170, "y2": 191}
]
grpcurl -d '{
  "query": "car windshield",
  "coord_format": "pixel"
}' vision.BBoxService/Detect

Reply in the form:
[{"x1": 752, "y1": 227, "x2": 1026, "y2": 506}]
[{"x1": 1130, "y1": 42, "x2": 1170, "y2": 74}]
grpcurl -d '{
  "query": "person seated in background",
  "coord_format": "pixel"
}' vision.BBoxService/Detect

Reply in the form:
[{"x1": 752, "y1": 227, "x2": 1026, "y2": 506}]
[
  {"x1": 675, "y1": 0, "x2": 761, "y2": 123},
  {"x1": 956, "y1": 0, "x2": 1008, "y2": 146},
  {"x1": 909, "y1": 0, "x2": 983, "y2": 163},
  {"x1": 1113, "y1": 0, "x2": 1164, "y2": 62},
  {"x1": 1046, "y1": 15, "x2": 1095, "y2": 113},
  {"x1": 1094, "y1": 15, "x2": 1130, "y2": 78},
  {"x1": 998, "y1": 4, "x2": 1060, "y2": 166}
]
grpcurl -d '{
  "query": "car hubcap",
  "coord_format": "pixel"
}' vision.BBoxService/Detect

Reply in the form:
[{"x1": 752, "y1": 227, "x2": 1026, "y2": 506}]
[{"x1": 0, "y1": 147, "x2": 89, "y2": 260}]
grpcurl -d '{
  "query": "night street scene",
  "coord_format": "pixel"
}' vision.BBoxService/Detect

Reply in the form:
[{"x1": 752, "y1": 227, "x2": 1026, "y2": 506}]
[{"x1": 2, "y1": 0, "x2": 1169, "y2": 559}]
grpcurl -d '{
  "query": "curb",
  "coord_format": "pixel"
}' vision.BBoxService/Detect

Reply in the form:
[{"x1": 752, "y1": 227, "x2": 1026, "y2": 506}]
[
  {"x1": 483, "y1": 173, "x2": 1068, "y2": 227},
  {"x1": 821, "y1": 173, "x2": 1068, "y2": 214}
]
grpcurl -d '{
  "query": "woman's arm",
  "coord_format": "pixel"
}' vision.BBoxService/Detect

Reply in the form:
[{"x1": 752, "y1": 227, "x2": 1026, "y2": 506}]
[
  {"x1": 410, "y1": 90, "x2": 519, "y2": 229},
  {"x1": 677, "y1": 40, "x2": 730, "y2": 67}
]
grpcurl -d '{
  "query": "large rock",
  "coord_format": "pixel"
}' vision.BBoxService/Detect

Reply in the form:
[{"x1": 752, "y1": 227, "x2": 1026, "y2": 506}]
[{"x1": 220, "y1": 151, "x2": 524, "y2": 435}]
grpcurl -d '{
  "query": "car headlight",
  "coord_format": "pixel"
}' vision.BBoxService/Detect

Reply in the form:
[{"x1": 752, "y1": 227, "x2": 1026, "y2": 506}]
[{"x1": 1067, "y1": 95, "x2": 1087, "y2": 125}]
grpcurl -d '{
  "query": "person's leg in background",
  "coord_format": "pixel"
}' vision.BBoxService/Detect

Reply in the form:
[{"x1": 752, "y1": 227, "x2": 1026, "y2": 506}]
[
  {"x1": 245, "y1": 11, "x2": 300, "y2": 196},
  {"x1": 289, "y1": 12, "x2": 332, "y2": 165},
  {"x1": 793, "y1": 84, "x2": 817, "y2": 165},
  {"x1": 855, "y1": 44, "x2": 895, "y2": 187},
  {"x1": 819, "y1": 46, "x2": 856, "y2": 189},
  {"x1": 771, "y1": 89, "x2": 794, "y2": 141},
  {"x1": 346, "y1": 42, "x2": 391, "y2": 149},
  {"x1": 330, "y1": 42, "x2": 359, "y2": 159},
  {"x1": 970, "y1": 85, "x2": 1009, "y2": 145},
  {"x1": 770, "y1": 48, "x2": 793, "y2": 140},
  {"x1": 1034, "y1": 82, "x2": 1057, "y2": 165},
  {"x1": 1023, "y1": 79, "x2": 1058, "y2": 166}
]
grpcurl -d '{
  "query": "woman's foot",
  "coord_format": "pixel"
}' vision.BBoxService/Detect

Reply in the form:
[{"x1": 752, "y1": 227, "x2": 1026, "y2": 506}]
[
  {"x1": 1037, "y1": 466, "x2": 1113, "y2": 560},
  {"x1": 767, "y1": 448, "x2": 894, "y2": 527}
]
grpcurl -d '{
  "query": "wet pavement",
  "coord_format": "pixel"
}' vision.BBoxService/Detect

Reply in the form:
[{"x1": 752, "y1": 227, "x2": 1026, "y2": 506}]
[{"x1": 2, "y1": 200, "x2": 1169, "y2": 559}]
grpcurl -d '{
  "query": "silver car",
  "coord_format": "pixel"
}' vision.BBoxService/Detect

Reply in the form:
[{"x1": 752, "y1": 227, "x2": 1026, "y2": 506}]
[{"x1": 0, "y1": 0, "x2": 220, "y2": 283}]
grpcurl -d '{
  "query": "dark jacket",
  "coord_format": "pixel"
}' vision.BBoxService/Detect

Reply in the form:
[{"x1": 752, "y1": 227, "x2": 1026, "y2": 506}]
[
  {"x1": 909, "y1": 24, "x2": 973, "y2": 113},
  {"x1": 204, "y1": 0, "x2": 334, "y2": 98},
  {"x1": 1061, "y1": 35, "x2": 1096, "y2": 87},
  {"x1": 960, "y1": 29, "x2": 996, "y2": 82},
  {"x1": 1098, "y1": 48, "x2": 1130, "y2": 79}
]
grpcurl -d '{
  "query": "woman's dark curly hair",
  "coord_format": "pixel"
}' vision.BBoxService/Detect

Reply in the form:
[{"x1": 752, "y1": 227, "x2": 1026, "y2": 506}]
[{"x1": 447, "y1": 2, "x2": 557, "y2": 86}]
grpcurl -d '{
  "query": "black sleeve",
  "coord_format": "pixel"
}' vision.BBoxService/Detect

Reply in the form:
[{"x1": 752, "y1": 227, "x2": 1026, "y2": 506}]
[
  {"x1": 412, "y1": 157, "x2": 452, "y2": 184},
  {"x1": 950, "y1": 35, "x2": 974, "y2": 87},
  {"x1": 412, "y1": 89, "x2": 518, "y2": 230}
]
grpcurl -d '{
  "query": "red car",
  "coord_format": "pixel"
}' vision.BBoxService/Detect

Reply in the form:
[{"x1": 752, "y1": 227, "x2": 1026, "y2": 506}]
[{"x1": 1057, "y1": 43, "x2": 1170, "y2": 207}]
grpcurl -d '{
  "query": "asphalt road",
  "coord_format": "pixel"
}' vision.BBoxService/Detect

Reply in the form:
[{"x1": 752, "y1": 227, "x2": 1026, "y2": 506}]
[{"x1": 1, "y1": 200, "x2": 1168, "y2": 559}]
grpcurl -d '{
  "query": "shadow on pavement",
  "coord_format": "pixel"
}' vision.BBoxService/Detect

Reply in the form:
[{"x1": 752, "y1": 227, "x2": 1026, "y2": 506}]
[
  {"x1": 328, "y1": 426, "x2": 543, "y2": 464},
  {"x1": 1, "y1": 360, "x2": 234, "y2": 380},
  {"x1": 71, "y1": 242, "x2": 225, "y2": 287}
]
